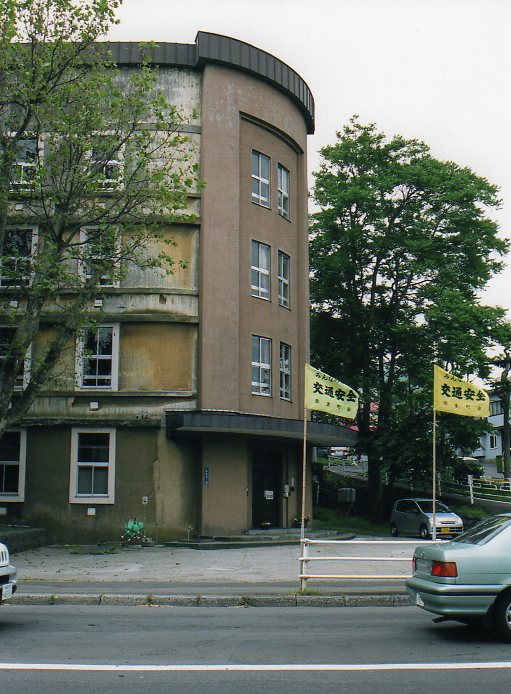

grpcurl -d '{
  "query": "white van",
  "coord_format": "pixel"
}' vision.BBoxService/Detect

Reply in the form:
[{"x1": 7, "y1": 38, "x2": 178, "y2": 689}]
[{"x1": 0, "y1": 543, "x2": 17, "y2": 603}]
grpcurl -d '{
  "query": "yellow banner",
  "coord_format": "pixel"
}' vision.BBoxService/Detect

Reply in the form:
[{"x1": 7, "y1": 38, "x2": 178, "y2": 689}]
[
  {"x1": 433, "y1": 364, "x2": 489, "y2": 418},
  {"x1": 304, "y1": 364, "x2": 359, "y2": 419}
]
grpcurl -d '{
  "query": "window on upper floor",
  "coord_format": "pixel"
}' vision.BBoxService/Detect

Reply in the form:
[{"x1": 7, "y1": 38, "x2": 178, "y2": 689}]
[
  {"x1": 69, "y1": 428, "x2": 116, "y2": 504},
  {"x1": 279, "y1": 342, "x2": 291, "y2": 401},
  {"x1": 0, "y1": 226, "x2": 37, "y2": 287},
  {"x1": 90, "y1": 137, "x2": 124, "y2": 192},
  {"x1": 251, "y1": 150, "x2": 270, "y2": 208},
  {"x1": 278, "y1": 251, "x2": 290, "y2": 308},
  {"x1": 489, "y1": 433, "x2": 499, "y2": 449},
  {"x1": 251, "y1": 240, "x2": 271, "y2": 300},
  {"x1": 76, "y1": 324, "x2": 119, "y2": 390},
  {"x1": 252, "y1": 335, "x2": 272, "y2": 396},
  {"x1": 0, "y1": 430, "x2": 27, "y2": 502},
  {"x1": 10, "y1": 138, "x2": 38, "y2": 191},
  {"x1": 80, "y1": 227, "x2": 120, "y2": 288},
  {"x1": 490, "y1": 400, "x2": 504, "y2": 416},
  {"x1": 0, "y1": 327, "x2": 29, "y2": 390},
  {"x1": 277, "y1": 164, "x2": 290, "y2": 219}
]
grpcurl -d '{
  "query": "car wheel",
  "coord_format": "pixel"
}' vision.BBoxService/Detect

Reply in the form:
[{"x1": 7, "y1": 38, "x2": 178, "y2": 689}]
[
  {"x1": 419, "y1": 524, "x2": 430, "y2": 540},
  {"x1": 390, "y1": 523, "x2": 399, "y2": 537},
  {"x1": 493, "y1": 593, "x2": 511, "y2": 642}
]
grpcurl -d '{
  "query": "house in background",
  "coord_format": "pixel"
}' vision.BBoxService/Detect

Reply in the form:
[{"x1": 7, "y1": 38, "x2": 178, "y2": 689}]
[
  {"x1": 1, "y1": 32, "x2": 356, "y2": 542},
  {"x1": 471, "y1": 392, "x2": 506, "y2": 465}
]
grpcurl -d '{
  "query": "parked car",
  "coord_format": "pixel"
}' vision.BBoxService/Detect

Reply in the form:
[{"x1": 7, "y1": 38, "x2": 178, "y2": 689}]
[
  {"x1": 0, "y1": 542, "x2": 16, "y2": 604},
  {"x1": 406, "y1": 514, "x2": 511, "y2": 640},
  {"x1": 390, "y1": 498, "x2": 464, "y2": 539}
]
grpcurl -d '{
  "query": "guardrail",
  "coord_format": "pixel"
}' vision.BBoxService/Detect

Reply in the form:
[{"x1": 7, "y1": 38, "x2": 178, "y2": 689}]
[{"x1": 299, "y1": 538, "x2": 446, "y2": 592}]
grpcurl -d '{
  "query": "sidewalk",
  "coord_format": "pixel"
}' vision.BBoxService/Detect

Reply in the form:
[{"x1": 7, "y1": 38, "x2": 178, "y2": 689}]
[{"x1": 8, "y1": 540, "x2": 411, "y2": 608}]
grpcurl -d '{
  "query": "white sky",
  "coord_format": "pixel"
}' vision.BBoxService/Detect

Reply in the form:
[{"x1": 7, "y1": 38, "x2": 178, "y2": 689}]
[{"x1": 109, "y1": 0, "x2": 511, "y2": 314}]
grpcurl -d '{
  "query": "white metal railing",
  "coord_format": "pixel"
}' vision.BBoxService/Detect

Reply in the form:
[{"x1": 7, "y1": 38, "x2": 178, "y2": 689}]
[{"x1": 299, "y1": 538, "x2": 446, "y2": 591}]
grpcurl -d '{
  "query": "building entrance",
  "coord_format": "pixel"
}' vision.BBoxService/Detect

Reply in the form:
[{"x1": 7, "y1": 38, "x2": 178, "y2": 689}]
[{"x1": 252, "y1": 450, "x2": 282, "y2": 528}]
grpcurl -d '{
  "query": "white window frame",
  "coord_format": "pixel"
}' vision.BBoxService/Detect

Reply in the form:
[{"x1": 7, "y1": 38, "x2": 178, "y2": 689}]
[
  {"x1": 90, "y1": 135, "x2": 124, "y2": 192},
  {"x1": 79, "y1": 226, "x2": 120, "y2": 288},
  {"x1": 10, "y1": 136, "x2": 38, "y2": 191},
  {"x1": 278, "y1": 251, "x2": 290, "y2": 308},
  {"x1": 0, "y1": 225, "x2": 38, "y2": 287},
  {"x1": 490, "y1": 400, "x2": 504, "y2": 416},
  {"x1": 69, "y1": 427, "x2": 116, "y2": 504},
  {"x1": 251, "y1": 150, "x2": 270, "y2": 208},
  {"x1": 76, "y1": 323, "x2": 119, "y2": 391},
  {"x1": 252, "y1": 335, "x2": 272, "y2": 396},
  {"x1": 279, "y1": 342, "x2": 292, "y2": 401},
  {"x1": 0, "y1": 327, "x2": 31, "y2": 390},
  {"x1": 277, "y1": 163, "x2": 290, "y2": 219},
  {"x1": 489, "y1": 433, "x2": 498, "y2": 450},
  {"x1": 0, "y1": 429, "x2": 27, "y2": 502},
  {"x1": 251, "y1": 240, "x2": 271, "y2": 300}
]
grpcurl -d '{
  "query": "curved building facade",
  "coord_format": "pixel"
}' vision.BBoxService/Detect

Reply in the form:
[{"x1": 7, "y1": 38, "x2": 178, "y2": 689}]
[{"x1": 5, "y1": 33, "x2": 355, "y2": 540}]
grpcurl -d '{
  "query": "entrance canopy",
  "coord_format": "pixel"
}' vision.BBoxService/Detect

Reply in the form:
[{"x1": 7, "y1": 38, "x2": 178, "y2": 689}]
[{"x1": 166, "y1": 411, "x2": 357, "y2": 447}]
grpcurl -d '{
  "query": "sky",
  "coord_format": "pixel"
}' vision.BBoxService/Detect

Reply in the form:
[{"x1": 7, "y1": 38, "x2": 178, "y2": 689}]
[{"x1": 108, "y1": 0, "x2": 511, "y2": 314}]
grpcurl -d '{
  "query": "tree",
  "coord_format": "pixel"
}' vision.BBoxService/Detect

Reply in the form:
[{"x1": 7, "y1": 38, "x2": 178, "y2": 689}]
[
  {"x1": 0, "y1": 0, "x2": 199, "y2": 436},
  {"x1": 310, "y1": 118, "x2": 508, "y2": 518}
]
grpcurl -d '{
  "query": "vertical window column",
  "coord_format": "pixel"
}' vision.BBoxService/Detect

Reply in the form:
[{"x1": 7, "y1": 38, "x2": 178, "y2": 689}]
[
  {"x1": 251, "y1": 240, "x2": 271, "y2": 300},
  {"x1": 277, "y1": 164, "x2": 290, "y2": 219},
  {"x1": 69, "y1": 429, "x2": 116, "y2": 503},
  {"x1": 251, "y1": 151, "x2": 270, "y2": 207},
  {"x1": 278, "y1": 251, "x2": 290, "y2": 308},
  {"x1": 0, "y1": 430, "x2": 26, "y2": 501},
  {"x1": 77, "y1": 324, "x2": 119, "y2": 390},
  {"x1": 252, "y1": 335, "x2": 272, "y2": 396},
  {"x1": 279, "y1": 342, "x2": 292, "y2": 400}
]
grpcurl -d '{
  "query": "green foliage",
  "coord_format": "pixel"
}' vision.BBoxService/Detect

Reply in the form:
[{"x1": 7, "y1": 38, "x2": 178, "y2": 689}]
[
  {"x1": 0, "y1": 0, "x2": 201, "y2": 433},
  {"x1": 313, "y1": 506, "x2": 389, "y2": 535},
  {"x1": 310, "y1": 117, "x2": 508, "y2": 517}
]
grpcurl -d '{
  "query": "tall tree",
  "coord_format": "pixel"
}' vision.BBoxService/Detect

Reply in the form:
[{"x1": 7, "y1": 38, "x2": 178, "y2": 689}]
[
  {"x1": 0, "y1": 0, "x2": 199, "y2": 436},
  {"x1": 310, "y1": 118, "x2": 508, "y2": 517}
]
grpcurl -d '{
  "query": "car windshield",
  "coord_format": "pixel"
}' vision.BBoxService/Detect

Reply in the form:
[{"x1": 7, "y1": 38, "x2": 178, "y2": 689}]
[
  {"x1": 452, "y1": 515, "x2": 511, "y2": 545},
  {"x1": 416, "y1": 501, "x2": 450, "y2": 513}
]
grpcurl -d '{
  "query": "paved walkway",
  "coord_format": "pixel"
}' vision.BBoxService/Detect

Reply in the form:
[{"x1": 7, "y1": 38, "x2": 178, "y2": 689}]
[{"x1": 7, "y1": 540, "x2": 412, "y2": 607}]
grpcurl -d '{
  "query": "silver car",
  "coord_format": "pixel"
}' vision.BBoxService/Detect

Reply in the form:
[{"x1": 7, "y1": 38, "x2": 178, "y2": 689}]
[
  {"x1": 390, "y1": 498, "x2": 464, "y2": 539},
  {"x1": 406, "y1": 514, "x2": 511, "y2": 640}
]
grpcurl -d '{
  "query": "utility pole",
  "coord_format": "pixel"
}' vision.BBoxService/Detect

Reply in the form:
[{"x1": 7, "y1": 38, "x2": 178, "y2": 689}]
[{"x1": 495, "y1": 350, "x2": 511, "y2": 480}]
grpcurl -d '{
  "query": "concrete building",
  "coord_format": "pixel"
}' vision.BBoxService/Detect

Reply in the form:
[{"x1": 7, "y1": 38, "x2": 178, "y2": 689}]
[{"x1": 2, "y1": 32, "x2": 355, "y2": 542}]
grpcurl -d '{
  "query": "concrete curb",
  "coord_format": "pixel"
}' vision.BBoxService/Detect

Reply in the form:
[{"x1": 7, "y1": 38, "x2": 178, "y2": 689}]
[{"x1": 10, "y1": 592, "x2": 411, "y2": 608}]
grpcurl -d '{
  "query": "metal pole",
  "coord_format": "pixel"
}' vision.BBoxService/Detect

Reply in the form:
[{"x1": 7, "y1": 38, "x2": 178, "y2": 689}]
[
  {"x1": 432, "y1": 408, "x2": 437, "y2": 541},
  {"x1": 301, "y1": 408, "x2": 308, "y2": 542},
  {"x1": 300, "y1": 538, "x2": 308, "y2": 592}
]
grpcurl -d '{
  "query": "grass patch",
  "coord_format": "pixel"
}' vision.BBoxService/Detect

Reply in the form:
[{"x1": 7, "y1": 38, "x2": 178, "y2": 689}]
[
  {"x1": 289, "y1": 588, "x2": 323, "y2": 596},
  {"x1": 312, "y1": 506, "x2": 389, "y2": 536}
]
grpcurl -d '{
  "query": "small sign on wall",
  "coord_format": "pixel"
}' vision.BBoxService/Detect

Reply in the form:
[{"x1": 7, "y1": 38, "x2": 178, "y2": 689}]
[{"x1": 264, "y1": 490, "x2": 274, "y2": 500}]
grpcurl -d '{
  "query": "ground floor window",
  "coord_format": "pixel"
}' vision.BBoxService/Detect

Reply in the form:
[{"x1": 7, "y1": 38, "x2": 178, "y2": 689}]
[
  {"x1": 0, "y1": 430, "x2": 26, "y2": 501},
  {"x1": 69, "y1": 428, "x2": 116, "y2": 504}
]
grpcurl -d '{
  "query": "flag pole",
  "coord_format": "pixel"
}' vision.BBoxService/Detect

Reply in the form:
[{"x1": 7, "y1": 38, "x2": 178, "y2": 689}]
[
  {"x1": 301, "y1": 407, "x2": 308, "y2": 542},
  {"x1": 432, "y1": 407, "x2": 437, "y2": 541}
]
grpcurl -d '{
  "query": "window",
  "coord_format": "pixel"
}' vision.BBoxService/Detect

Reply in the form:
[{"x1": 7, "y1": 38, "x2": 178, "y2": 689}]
[
  {"x1": 77, "y1": 324, "x2": 119, "y2": 390},
  {"x1": 278, "y1": 251, "x2": 290, "y2": 308},
  {"x1": 489, "y1": 433, "x2": 498, "y2": 449},
  {"x1": 0, "y1": 328, "x2": 29, "y2": 390},
  {"x1": 279, "y1": 342, "x2": 291, "y2": 400},
  {"x1": 1, "y1": 226, "x2": 37, "y2": 287},
  {"x1": 251, "y1": 150, "x2": 270, "y2": 207},
  {"x1": 10, "y1": 138, "x2": 37, "y2": 190},
  {"x1": 251, "y1": 240, "x2": 271, "y2": 300},
  {"x1": 69, "y1": 428, "x2": 116, "y2": 503},
  {"x1": 277, "y1": 164, "x2": 290, "y2": 219},
  {"x1": 80, "y1": 227, "x2": 119, "y2": 287},
  {"x1": 0, "y1": 430, "x2": 26, "y2": 501},
  {"x1": 252, "y1": 335, "x2": 272, "y2": 396},
  {"x1": 91, "y1": 137, "x2": 123, "y2": 192},
  {"x1": 490, "y1": 400, "x2": 504, "y2": 416}
]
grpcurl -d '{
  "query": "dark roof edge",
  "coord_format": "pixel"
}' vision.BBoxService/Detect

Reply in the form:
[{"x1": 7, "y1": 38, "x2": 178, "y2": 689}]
[{"x1": 106, "y1": 32, "x2": 315, "y2": 134}]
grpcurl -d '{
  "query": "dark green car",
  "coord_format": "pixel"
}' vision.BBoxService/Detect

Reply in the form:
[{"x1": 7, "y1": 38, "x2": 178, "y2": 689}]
[{"x1": 406, "y1": 514, "x2": 511, "y2": 640}]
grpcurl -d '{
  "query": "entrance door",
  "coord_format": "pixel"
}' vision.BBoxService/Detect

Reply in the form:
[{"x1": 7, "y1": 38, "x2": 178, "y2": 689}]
[{"x1": 252, "y1": 451, "x2": 282, "y2": 528}]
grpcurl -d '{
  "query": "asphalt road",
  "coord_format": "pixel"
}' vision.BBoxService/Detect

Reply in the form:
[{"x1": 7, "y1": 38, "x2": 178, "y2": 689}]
[{"x1": 1, "y1": 604, "x2": 510, "y2": 693}]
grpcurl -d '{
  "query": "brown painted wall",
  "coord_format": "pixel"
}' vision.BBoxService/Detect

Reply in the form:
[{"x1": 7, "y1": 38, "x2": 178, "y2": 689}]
[
  {"x1": 201, "y1": 436, "x2": 249, "y2": 535},
  {"x1": 199, "y1": 64, "x2": 309, "y2": 417}
]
